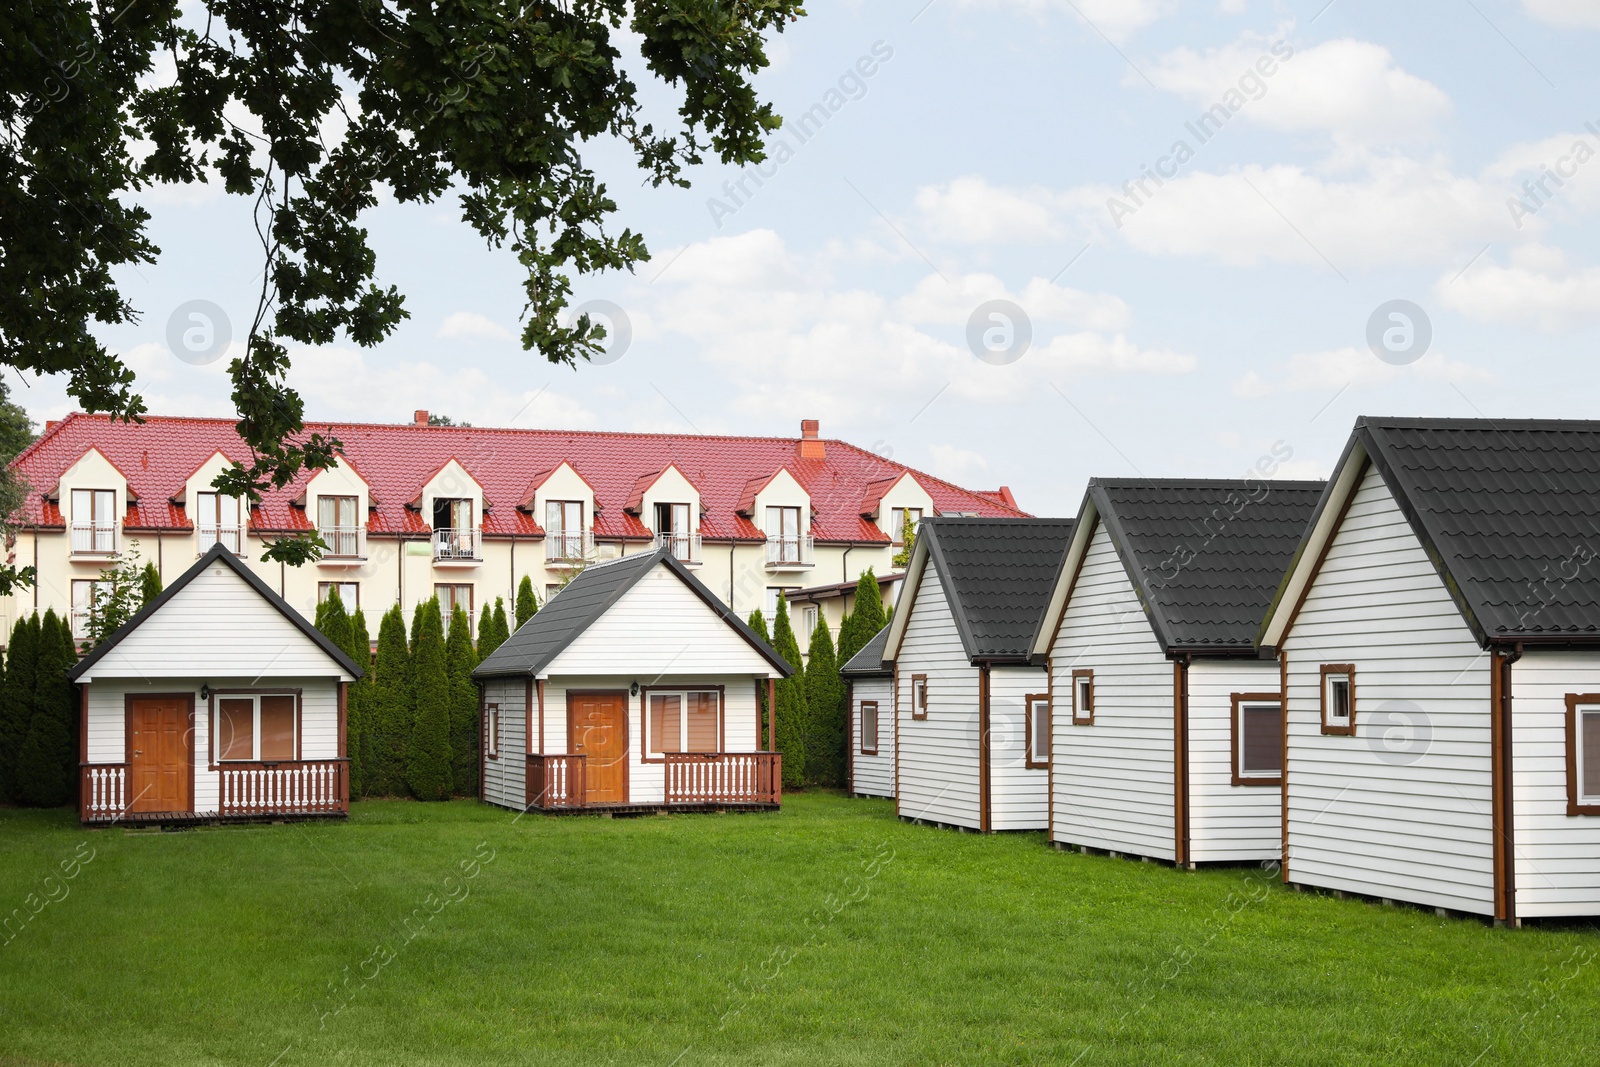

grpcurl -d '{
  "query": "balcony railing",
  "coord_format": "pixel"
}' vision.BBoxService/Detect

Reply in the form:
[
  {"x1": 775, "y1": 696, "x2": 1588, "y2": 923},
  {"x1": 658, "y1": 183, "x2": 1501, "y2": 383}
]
[
  {"x1": 665, "y1": 753, "x2": 782, "y2": 806},
  {"x1": 765, "y1": 534, "x2": 814, "y2": 569},
  {"x1": 70, "y1": 521, "x2": 117, "y2": 556},
  {"x1": 80, "y1": 763, "x2": 128, "y2": 822},
  {"x1": 526, "y1": 753, "x2": 586, "y2": 810},
  {"x1": 218, "y1": 760, "x2": 348, "y2": 817},
  {"x1": 432, "y1": 527, "x2": 480, "y2": 561},
  {"x1": 546, "y1": 531, "x2": 595, "y2": 565},
  {"x1": 319, "y1": 525, "x2": 365, "y2": 559},
  {"x1": 198, "y1": 524, "x2": 245, "y2": 554},
  {"x1": 653, "y1": 531, "x2": 702, "y2": 564}
]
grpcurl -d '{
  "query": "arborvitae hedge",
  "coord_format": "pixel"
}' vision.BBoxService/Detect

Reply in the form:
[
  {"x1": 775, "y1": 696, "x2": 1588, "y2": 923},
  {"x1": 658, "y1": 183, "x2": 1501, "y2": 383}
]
[
  {"x1": 346, "y1": 607, "x2": 373, "y2": 798},
  {"x1": 803, "y1": 614, "x2": 845, "y2": 787},
  {"x1": 139, "y1": 562, "x2": 162, "y2": 607},
  {"x1": 369, "y1": 605, "x2": 411, "y2": 797},
  {"x1": 770, "y1": 596, "x2": 807, "y2": 788},
  {"x1": 837, "y1": 569, "x2": 886, "y2": 667},
  {"x1": 477, "y1": 604, "x2": 496, "y2": 658},
  {"x1": 0, "y1": 614, "x2": 35, "y2": 803},
  {"x1": 444, "y1": 604, "x2": 479, "y2": 797},
  {"x1": 747, "y1": 609, "x2": 770, "y2": 749},
  {"x1": 492, "y1": 599, "x2": 510, "y2": 650},
  {"x1": 17, "y1": 611, "x2": 75, "y2": 806},
  {"x1": 515, "y1": 575, "x2": 539, "y2": 630},
  {"x1": 405, "y1": 598, "x2": 453, "y2": 801}
]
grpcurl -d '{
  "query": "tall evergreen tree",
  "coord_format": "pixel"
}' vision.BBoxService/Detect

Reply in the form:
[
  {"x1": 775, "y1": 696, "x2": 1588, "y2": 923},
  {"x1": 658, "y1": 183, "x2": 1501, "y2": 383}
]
[
  {"x1": 515, "y1": 576, "x2": 539, "y2": 630},
  {"x1": 0, "y1": 615, "x2": 32, "y2": 803},
  {"x1": 445, "y1": 604, "x2": 479, "y2": 797},
  {"x1": 837, "y1": 569, "x2": 887, "y2": 666},
  {"x1": 477, "y1": 603, "x2": 495, "y2": 655},
  {"x1": 492, "y1": 599, "x2": 511, "y2": 650},
  {"x1": 346, "y1": 607, "x2": 373, "y2": 799},
  {"x1": 17, "y1": 612, "x2": 74, "y2": 806},
  {"x1": 804, "y1": 616, "x2": 845, "y2": 787},
  {"x1": 406, "y1": 598, "x2": 453, "y2": 800},
  {"x1": 369, "y1": 605, "x2": 411, "y2": 797},
  {"x1": 479, "y1": 597, "x2": 508, "y2": 660},
  {"x1": 747, "y1": 608, "x2": 770, "y2": 749},
  {"x1": 139, "y1": 562, "x2": 162, "y2": 606},
  {"x1": 770, "y1": 596, "x2": 807, "y2": 788},
  {"x1": 410, "y1": 602, "x2": 427, "y2": 654}
]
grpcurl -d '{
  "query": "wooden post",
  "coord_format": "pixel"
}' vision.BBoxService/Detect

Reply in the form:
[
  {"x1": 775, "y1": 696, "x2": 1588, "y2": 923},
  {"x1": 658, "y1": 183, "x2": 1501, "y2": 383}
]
[
  {"x1": 978, "y1": 664, "x2": 991, "y2": 833},
  {"x1": 337, "y1": 681, "x2": 349, "y2": 759},
  {"x1": 767, "y1": 677, "x2": 777, "y2": 752}
]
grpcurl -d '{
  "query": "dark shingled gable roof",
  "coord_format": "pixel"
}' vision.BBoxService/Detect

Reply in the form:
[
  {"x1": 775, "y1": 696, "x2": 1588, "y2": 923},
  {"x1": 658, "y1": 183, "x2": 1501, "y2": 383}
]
[
  {"x1": 1090, "y1": 478, "x2": 1326, "y2": 653},
  {"x1": 1348, "y1": 416, "x2": 1600, "y2": 644},
  {"x1": 839, "y1": 624, "x2": 891, "y2": 676},
  {"x1": 922, "y1": 517, "x2": 1077, "y2": 662},
  {"x1": 472, "y1": 548, "x2": 792, "y2": 680}
]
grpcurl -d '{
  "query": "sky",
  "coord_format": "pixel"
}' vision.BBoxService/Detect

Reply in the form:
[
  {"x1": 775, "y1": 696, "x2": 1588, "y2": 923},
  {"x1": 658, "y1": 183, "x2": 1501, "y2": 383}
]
[{"x1": 24, "y1": 0, "x2": 1600, "y2": 518}]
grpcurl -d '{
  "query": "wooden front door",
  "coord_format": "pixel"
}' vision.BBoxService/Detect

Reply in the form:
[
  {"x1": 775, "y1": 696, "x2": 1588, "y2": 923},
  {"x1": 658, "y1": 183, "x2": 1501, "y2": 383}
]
[
  {"x1": 568, "y1": 692, "x2": 628, "y2": 805},
  {"x1": 128, "y1": 696, "x2": 193, "y2": 813}
]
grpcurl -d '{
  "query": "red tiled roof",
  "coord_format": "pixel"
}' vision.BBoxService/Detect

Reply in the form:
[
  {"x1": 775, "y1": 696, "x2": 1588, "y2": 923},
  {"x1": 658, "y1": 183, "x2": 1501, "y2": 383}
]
[{"x1": 11, "y1": 414, "x2": 1029, "y2": 541}]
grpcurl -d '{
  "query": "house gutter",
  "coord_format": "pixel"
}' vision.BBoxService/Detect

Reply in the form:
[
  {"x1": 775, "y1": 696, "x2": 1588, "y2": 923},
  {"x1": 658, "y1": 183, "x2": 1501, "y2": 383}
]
[
  {"x1": 1172, "y1": 651, "x2": 1192, "y2": 868},
  {"x1": 978, "y1": 660, "x2": 992, "y2": 833},
  {"x1": 1491, "y1": 640, "x2": 1523, "y2": 926}
]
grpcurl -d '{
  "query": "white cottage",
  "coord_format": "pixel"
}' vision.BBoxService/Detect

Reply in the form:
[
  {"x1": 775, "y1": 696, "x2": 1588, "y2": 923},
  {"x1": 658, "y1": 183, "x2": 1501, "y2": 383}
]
[
  {"x1": 882, "y1": 517, "x2": 1075, "y2": 832},
  {"x1": 841, "y1": 625, "x2": 893, "y2": 799},
  {"x1": 67, "y1": 543, "x2": 363, "y2": 825},
  {"x1": 1259, "y1": 417, "x2": 1600, "y2": 922},
  {"x1": 1031, "y1": 480, "x2": 1324, "y2": 865},
  {"x1": 473, "y1": 548, "x2": 793, "y2": 812}
]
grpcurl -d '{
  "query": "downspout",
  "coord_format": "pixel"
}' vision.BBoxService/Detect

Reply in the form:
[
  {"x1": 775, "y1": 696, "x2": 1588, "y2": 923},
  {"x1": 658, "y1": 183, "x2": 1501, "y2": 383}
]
[
  {"x1": 1493, "y1": 641, "x2": 1523, "y2": 926},
  {"x1": 979, "y1": 660, "x2": 992, "y2": 833},
  {"x1": 1174, "y1": 653, "x2": 1192, "y2": 868},
  {"x1": 33, "y1": 526, "x2": 39, "y2": 609},
  {"x1": 842, "y1": 545, "x2": 853, "y2": 586},
  {"x1": 729, "y1": 543, "x2": 736, "y2": 612}
]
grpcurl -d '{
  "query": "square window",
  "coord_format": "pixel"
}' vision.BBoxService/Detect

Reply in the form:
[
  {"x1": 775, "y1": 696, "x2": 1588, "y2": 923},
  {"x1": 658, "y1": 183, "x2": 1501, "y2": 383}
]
[
  {"x1": 647, "y1": 690, "x2": 721, "y2": 757},
  {"x1": 1566, "y1": 696, "x2": 1600, "y2": 815},
  {"x1": 214, "y1": 692, "x2": 298, "y2": 762},
  {"x1": 1233, "y1": 695, "x2": 1283, "y2": 785}
]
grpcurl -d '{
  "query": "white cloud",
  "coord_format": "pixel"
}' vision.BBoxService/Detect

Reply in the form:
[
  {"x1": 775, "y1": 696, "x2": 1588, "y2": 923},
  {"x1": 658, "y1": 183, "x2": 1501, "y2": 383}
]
[
  {"x1": 1232, "y1": 345, "x2": 1494, "y2": 397},
  {"x1": 955, "y1": 0, "x2": 1177, "y2": 42},
  {"x1": 1522, "y1": 0, "x2": 1600, "y2": 28},
  {"x1": 913, "y1": 177, "x2": 1065, "y2": 244},
  {"x1": 1435, "y1": 244, "x2": 1600, "y2": 332},
  {"x1": 436, "y1": 311, "x2": 514, "y2": 343},
  {"x1": 927, "y1": 444, "x2": 994, "y2": 484}
]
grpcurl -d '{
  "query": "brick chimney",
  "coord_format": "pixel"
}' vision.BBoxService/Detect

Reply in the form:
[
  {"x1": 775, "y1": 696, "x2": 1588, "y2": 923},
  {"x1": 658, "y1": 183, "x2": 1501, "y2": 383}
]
[
  {"x1": 798, "y1": 419, "x2": 825, "y2": 460},
  {"x1": 413, "y1": 410, "x2": 429, "y2": 426}
]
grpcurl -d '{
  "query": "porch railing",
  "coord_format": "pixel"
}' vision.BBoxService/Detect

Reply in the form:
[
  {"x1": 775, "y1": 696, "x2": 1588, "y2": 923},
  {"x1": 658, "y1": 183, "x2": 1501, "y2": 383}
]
[
  {"x1": 665, "y1": 752, "x2": 781, "y2": 806},
  {"x1": 527, "y1": 753, "x2": 586, "y2": 810},
  {"x1": 218, "y1": 760, "x2": 348, "y2": 817},
  {"x1": 80, "y1": 763, "x2": 128, "y2": 822}
]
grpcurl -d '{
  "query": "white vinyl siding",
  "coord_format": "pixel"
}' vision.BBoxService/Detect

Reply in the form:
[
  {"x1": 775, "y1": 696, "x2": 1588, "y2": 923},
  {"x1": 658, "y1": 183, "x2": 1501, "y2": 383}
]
[
  {"x1": 1187, "y1": 659, "x2": 1283, "y2": 863},
  {"x1": 987, "y1": 664, "x2": 1049, "y2": 831},
  {"x1": 1508, "y1": 652, "x2": 1600, "y2": 918},
  {"x1": 1049, "y1": 523, "x2": 1176, "y2": 860},
  {"x1": 479, "y1": 678, "x2": 528, "y2": 811},
  {"x1": 895, "y1": 559, "x2": 982, "y2": 830},
  {"x1": 850, "y1": 675, "x2": 895, "y2": 798},
  {"x1": 1282, "y1": 465, "x2": 1494, "y2": 915}
]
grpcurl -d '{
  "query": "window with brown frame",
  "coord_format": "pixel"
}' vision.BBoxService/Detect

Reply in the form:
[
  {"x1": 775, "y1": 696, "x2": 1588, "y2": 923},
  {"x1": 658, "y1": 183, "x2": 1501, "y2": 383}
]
[
  {"x1": 1071, "y1": 669, "x2": 1094, "y2": 725},
  {"x1": 860, "y1": 700, "x2": 879, "y2": 755},
  {"x1": 1320, "y1": 664, "x2": 1356, "y2": 735},
  {"x1": 1566, "y1": 694, "x2": 1600, "y2": 816},
  {"x1": 1025, "y1": 694, "x2": 1050, "y2": 768},
  {"x1": 910, "y1": 674, "x2": 928, "y2": 720},
  {"x1": 214, "y1": 692, "x2": 299, "y2": 762},
  {"x1": 1231, "y1": 693, "x2": 1283, "y2": 786},
  {"x1": 318, "y1": 581, "x2": 358, "y2": 608},
  {"x1": 485, "y1": 703, "x2": 500, "y2": 760},
  {"x1": 646, "y1": 690, "x2": 721, "y2": 757}
]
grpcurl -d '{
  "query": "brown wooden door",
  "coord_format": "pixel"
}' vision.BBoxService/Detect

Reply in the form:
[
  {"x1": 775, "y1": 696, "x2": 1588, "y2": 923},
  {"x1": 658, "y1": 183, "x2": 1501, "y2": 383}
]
[
  {"x1": 128, "y1": 696, "x2": 192, "y2": 813},
  {"x1": 569, "y1": 692, "x2": 627, "y2": 804}
]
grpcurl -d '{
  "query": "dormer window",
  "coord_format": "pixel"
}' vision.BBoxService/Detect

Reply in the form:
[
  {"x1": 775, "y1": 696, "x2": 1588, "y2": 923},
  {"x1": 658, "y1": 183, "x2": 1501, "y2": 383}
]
[
  {"x1": 890, "y1": 507, "x2": 922, "y2": 545},
  {"x1": 547, "y1": 500, "x2": 587, "y2": 562},
  {"x1": 197, "y1": 492, "x2": 244, "y2": 553},
  {"x1": 653, "y1": 502, "x2": 699, "y2": 563},
  {"x1": 765, "y1": 505, "x2": 810, "y2": 567},
  {"x1": 432, "y1": 498, "x2": 478, "y2": 561},
  {"x1": 318, "y1": 495, "x2": 362, "y2": 558},
  {"x1": 70, "y1": 488, "x2": 117, "y2": 555}
]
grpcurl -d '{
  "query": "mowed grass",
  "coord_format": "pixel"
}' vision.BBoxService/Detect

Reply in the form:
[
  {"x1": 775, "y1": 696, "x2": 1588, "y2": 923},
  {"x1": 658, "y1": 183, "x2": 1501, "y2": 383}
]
[{"x1": 0, "y1": 793, "x2": 1597, "y2": 1067}]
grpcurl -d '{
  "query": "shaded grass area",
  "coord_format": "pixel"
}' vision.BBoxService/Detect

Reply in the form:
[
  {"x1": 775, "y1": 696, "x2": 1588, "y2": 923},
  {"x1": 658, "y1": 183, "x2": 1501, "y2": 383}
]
[{"x1": 0, "y1": 792, "x2": 1596, "y2": 1065}]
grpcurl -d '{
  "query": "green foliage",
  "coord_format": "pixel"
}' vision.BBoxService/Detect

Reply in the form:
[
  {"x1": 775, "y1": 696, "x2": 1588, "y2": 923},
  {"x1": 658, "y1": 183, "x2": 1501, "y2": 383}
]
[
  {"x1": 837, "y1": 569, "x2": 887, "y2": 667},
  {"x1": 478, "y1": 597, "x2": 510, "y2": 661},
  {"x1": 515, "y1": 576, "x2": 539, "y2": 631},
  {"x1": 0, "y1": 614, "x2": 39, "y2": 803},
  {"x1": 0, "y1": 382, "x2": 37, "y2": 596},
  {"x1": 892, "y1": 512, "x2": 918, "y2": 568},
  {"x1": 746, "y1": 608, "x2": 771, "y2": 748},
  {"x1": 770, "y1": 596, "x2": 807, "y2": 788},
  {"x1": 0, "y1": 379, "x2": 36, "y2": 462},
  {"x1": 139, "y1": 562, "x2": 162, "y2": 606},
  {"x1": 803, "y1": 615, "x2": 845, "y2": 787},
  {"x1": 444, "y1": 605, "x2": 480, "y2": 798},
  {"x1": 313, "y1": 590, "x2": 363, "y2": 796},
  {"x1": 368, "y1": 606, "x2": 412, "y2": 797},
  {"x1": 405, "y1": 599, "x2": 453, "y2": 801},
  {"x1": 346, "y1": 608, "x2": 373, "y2": 799},
  {"x1": 491, "y1": 599, "x2": 511, "y2": 653},
  {"x1": 83, "y1": 541, "x2": 154, "y2": 646},
  {"x1": 16, "y1": 611, "x2": 74, "y2": 807}
]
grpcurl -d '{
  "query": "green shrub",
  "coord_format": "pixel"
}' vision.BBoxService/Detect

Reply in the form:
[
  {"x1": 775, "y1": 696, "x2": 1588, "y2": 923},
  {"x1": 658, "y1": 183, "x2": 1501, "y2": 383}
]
[
  {"x1": 17, "y1": 611, "x2": 74, "y2": 807},
  {"x1": 445, "y1": 604, "x2": 479, "y2": 797},
  {"x1": 368, "y1": 605, "x2": 411, "y2": 797},
  {"x1": 0, "y1": 614, "x2": 37, "y2": 803},
  {"x1": 405, "y1": 598, "x2": 452, "y2": 801},
  {"x1": 515, "y1": 576, "x2": 539, "y2": 630},
  {"x1": 803, "y1": 614, "x2": 845, "y2": 787},
  {"x1": 770, "y1": 596, "x2": 807, "y2": 788}
]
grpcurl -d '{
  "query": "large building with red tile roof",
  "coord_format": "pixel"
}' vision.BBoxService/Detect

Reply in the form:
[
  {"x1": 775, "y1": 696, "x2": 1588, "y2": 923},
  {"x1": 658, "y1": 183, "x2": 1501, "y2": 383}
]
[{"x1": 9, "y1": 410, "x2": 1026, "y2": 643}]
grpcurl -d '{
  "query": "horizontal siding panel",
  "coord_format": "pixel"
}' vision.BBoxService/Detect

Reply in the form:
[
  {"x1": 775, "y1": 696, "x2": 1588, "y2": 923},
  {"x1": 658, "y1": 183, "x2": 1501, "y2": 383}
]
[{"x1": 896, "y1": 559, "x2": 981, "y2": 830}]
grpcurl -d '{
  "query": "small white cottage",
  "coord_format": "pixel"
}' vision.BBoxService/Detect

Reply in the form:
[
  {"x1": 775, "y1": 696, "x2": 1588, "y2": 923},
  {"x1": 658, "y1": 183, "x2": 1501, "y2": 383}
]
[
  {"x1": 68, "y1": 543, "x2": 363, "y2": 825},
  {"x1": 473, "y1": 548, "x2": 793, "y2": 812},
  {"x1": 882, "y1": 517, "x2": 1075, "y2": 832},
  {"x1": 1259, "y1": 417, "x2": 1600, "y2": 922},
  {"x1": 1031, "y1": 479, "x2": 1324, "y2": 865},
  {"x1": 841, "y1": 625, "x2": 893, "y2": 799}
]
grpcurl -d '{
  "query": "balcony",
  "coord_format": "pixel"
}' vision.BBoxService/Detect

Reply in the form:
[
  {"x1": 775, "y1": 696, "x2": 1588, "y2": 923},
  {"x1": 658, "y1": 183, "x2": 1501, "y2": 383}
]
[
  {"x1": 317, "y1": 525, "x2": 366, "y2": 565},
  {"x1": 432, "y1": 527, "x2": 481, "y2": 564},
  {"x1": 764, "y1": 534, "x2": 814, "y2": 571},
  {"x1": 70, "y1": 521, "x2": 118, "y2": 557},
  {"x1": 198, "y1": 524, "x2": 246, "y2": 555},
  {"x1": 653, "y1": 531, "x2": 702, "y2": 566},
  {"x1": 546, "y1": 531, "x2": 595, "y2": 568}
]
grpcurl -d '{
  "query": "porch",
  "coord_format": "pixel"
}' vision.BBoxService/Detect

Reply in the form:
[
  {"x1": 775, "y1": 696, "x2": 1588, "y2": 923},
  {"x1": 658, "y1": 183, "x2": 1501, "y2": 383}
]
[
  {"x1": 80, "y1": 759, "x2": 349, "y2": 825},
  {"x1": 525, "y1": 751, "x2": 782, "y2": 813}
]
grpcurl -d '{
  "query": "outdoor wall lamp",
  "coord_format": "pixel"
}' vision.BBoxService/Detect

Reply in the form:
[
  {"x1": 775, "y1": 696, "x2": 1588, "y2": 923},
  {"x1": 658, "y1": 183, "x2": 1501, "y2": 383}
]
[{"x1": 630, "y1": 681, "x2": 640, "y2": 697}]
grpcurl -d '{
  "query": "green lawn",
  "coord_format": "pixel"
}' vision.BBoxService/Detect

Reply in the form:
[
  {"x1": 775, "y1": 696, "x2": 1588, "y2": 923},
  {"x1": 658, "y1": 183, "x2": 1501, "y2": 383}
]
[{"x1": 0, "y1": 793, "x2": 1596, "y2": 1066}]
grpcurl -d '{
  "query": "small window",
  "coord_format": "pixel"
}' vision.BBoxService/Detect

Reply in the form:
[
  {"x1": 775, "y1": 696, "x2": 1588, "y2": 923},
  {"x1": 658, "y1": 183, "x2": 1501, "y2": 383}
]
[
  {"x1": 214, "y1": 692, "x2": 299, "y2": 762},
  {"x1": 1071, "y1": 669, "x2": 1094, "y2": 725},
  {"x1": 196, "y1": 492, "x2": 244, "y2": 552},
  {"x1": 485, "y1": 703, "x2": 500, "y2": 759},
  {"x1": 71, "y1": 579, "x2": 107, "y2": 641},
  {"x1": 318, "y1": 581, "x2": 358, "y2": 608},
  {"x1": 70, "y1": 488, "x2": 117, "y2": 554},
  {"x1": 890, "y1": 507, "x2": 922, "y2": 545},
  {"x1": 1026, "y1": 694, "x2": 1050, "y2": 768},
  {"x1": 860, "y1": 701, "x2": 879, "y2": 755},
  {"x1": 910, "y1": 674, "x2": 928, "y2": 720},
  {"x1": 545, "y1": 583, "x2": 564, "y2": 603},
  {"x1": 1321, "y1": 665, "x2": 1356, "y2": 735},
  {"x1": 546, "y1": 500, "x2": 585, "y2": 560},
  {"x1": 1233, "y1": 694, "x2": 1283, "y2": 785},
  {"x1": 435, "y1": 583, "x2": 473, "y2": 625},
  {"x1": 648, "y1": 690, "x2": 721, "y2": 756},
  {"x1": 1566, "y1": 695, "x2": 1600, "y2": 815},
  {"x1": 318, "y1": 495, "x2": 361, "y2": 557},
  {"x1": 801, "y1": 606, "x2": 818, "y2": 640}
]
